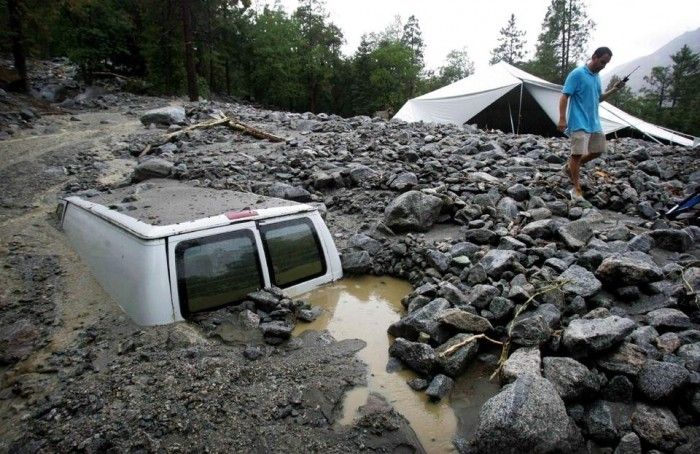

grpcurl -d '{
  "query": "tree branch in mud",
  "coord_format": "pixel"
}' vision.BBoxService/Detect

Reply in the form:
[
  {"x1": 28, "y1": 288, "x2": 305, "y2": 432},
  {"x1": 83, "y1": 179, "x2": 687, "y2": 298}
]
[
  {"x1": 489, "y1": 279, "x2": 570, "y2": 381},
  {"x1": 439, "y1": 334, "x2": 503, "y2": 357},
  {"x1": 140, "y1": 116, "x2": 285, "y2": 156}
]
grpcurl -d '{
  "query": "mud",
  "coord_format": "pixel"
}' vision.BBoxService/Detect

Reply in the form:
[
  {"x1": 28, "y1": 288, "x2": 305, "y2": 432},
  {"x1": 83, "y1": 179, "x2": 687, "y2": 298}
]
[{"x1": 0, "y1": 109, "x2": 426, "y2": 453}]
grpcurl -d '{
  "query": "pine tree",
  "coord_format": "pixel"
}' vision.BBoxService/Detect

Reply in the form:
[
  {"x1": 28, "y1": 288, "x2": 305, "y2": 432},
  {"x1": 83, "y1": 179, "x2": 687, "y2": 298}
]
[
  {"x1": 641, "y1": 66, "x2": 673, "y2": 121},
  {"x1": 489, "y1": 13, "x2": 526, "y2": 65},
  {"x1": 438, "y1": 48, "x2": 475, "y2": 84},
  {"x1": 531, "y1": 0, "x2": 594, "y2": 82}
]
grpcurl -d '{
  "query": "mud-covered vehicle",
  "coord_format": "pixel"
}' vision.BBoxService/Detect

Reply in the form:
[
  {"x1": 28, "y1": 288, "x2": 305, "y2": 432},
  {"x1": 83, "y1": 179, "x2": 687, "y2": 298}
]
[{"x1": 57, "y1": 179, "x2": 342, "y2": 325}]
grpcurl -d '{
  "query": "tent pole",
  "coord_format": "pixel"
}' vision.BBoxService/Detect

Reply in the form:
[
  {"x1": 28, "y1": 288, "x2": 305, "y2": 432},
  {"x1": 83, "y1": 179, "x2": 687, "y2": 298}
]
[
  {"x1": 517, "y1": 83, "x2": 524, "y2": 134},
  {"x1": 508, "y1": 102, "x2": 515, "y2": 134}
]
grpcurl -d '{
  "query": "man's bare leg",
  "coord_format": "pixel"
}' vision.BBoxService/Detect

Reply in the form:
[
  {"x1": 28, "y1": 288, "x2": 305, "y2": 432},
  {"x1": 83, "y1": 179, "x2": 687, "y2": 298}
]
[
  {"x1": 569, "y1": 155, "x2": 583, "y2": 196},
  {"x1": 581, "y1": 152, "x2": 600, "y2": 165}
]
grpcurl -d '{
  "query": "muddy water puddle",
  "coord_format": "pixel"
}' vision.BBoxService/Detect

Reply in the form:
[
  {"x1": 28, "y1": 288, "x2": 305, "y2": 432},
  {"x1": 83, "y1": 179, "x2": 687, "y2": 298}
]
[{"x1": 294, "y1": 276, "x2": 500, "y2": 453}]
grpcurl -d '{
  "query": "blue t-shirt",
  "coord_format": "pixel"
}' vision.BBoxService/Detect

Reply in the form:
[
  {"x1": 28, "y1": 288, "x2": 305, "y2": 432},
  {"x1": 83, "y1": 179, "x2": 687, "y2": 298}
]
[{"x1": 562, "y1": 65, "x2": 602, "y2": 134}]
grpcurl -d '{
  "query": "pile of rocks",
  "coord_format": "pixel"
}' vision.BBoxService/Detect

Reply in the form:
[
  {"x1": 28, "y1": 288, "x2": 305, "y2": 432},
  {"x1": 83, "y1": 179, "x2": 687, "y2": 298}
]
[{"x1": 81, "y1": 101, "x2": 699, "y2": 451}]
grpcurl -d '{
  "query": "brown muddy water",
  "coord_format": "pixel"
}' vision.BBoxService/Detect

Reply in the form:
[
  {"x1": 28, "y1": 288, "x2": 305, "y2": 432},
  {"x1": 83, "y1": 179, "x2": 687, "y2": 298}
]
[{"x1": 294, "y1": 276, "x2": 500, "y2": 453}]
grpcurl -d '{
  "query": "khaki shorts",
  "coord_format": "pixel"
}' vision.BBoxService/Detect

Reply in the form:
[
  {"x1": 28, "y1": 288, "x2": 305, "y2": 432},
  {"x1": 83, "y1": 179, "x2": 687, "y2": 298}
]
[{"x1": 570, "y1": 131, "x2": 606, "y2": 156}]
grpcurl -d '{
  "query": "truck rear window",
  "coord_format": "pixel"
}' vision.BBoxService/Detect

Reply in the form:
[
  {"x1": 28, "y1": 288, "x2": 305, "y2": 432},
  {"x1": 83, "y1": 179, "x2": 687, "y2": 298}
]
[
  {"x1": 260, "y1": 218, "x2": 326, "y2": 287},
  {"x1": 175, "y1": 230, "x2": 262, "y2": 314}
]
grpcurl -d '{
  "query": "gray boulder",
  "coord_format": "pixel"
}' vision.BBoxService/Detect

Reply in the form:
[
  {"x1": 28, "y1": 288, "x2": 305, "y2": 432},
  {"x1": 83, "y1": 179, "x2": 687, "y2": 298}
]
[
  {"x1": 596, "y1": 342, "x2": 648, "y2": 375},
  {"x1": 636, "y1": 359, "x2": 689, "y2": 401},
  {"x1": 389, "y1": 338, "x2": 437, "y2": 376},
  {"x1": 425, "y1": 374, "x2": 454, "y2": 401},
  {"x1": 133, "y1": 158, "x2": 174, "y2": 181},
  {"x1": 438, "y1": 308, "x2": 493, "y2": 333},
  {"x1": 497, "y1": 196, "x2": 519, "y2": 220},
  {"x1": 584, "y1": 400, "x2": 635, "y2": 444},
  {"x1": 557, "y1": 219, "x2": 594, "y2": 249},
  {"x1": 347, "y1": 234, "x2": 382, "y2": 255},
  {"x1": 388, "y1": 298, "x2": 451, "y2": 343},
  {"x1": 341, "y1": 250, "x2": 371, "y2": 274},
  {"x1": 502, "y1": 346, "x2": 541, "y2": 384},
  {"x1": 521, "y1": 219, "x2": 558, "y2": 239},
  {"x1": 560, "y1": 264, "x2": 602, "y2": 298},
  {"x1": 510, "y1": 313, "x2": 552, "y2": 347},
  {"x1": 260, "y1": 321, "x2": 293, "y2": 343},
  {"x1": 140, "y1": 106, "x2": 186, "y2": 126},
  {"x1": 595, "y1": 251, "x2": 663, "y2": 286},
  {"x1": 348, "y1": 164, "x2": 379, "y2": 185},
  {"x1": 426, "y1": 249, "x2": 450, "y2": 272},
  {"x1": 562, "y1": 316, "x2": 636, "y2": 356},
  {"x1": 435, "y1": 333, "x2": 479, "y2": 377},
  {"x1": 614, "y1": 432, "x2": 642, "y2": 454},
  {"x1": 677, "y1": 342, "x2": 700, "y2": 371},
  {"x1": 388, "y1": 172, "x2": 418, "y2": 191},
  {"x1": 384, "y1": 190, "x2": 443, "y2": 232},
  {"x1": 631, "y1": 403, "x2": 686, "y2": 450},
  {"x1": 648, "y1": 229, "x2": 693, "y2": 252},
  {"x1": 474, "y1": 374, "x2": 583, "y2": 453},
  {"x1": 646, "y1": 308, "x2": 691, "y2": 331},
  {"x1": 266, "y1": 183, "x2": 312, "y2": 202},
  {"x1": 478, "y1": 249, "x2": 521, "y2": 278},
  {"x1": 543, "y1": 356, "x2": 600, "y2": 401}
]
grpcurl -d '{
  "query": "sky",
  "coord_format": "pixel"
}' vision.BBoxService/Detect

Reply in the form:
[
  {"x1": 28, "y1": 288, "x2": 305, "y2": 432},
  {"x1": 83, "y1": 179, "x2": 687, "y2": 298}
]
[{"x1": 267, "y1": 0, "x2": 699, "y2": 76}]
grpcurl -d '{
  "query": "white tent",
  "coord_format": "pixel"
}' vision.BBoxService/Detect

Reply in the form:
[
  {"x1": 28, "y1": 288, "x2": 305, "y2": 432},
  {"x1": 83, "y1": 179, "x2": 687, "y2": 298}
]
[{"x1": 394, "y1": 61, "x2": 697, "y2": 147}]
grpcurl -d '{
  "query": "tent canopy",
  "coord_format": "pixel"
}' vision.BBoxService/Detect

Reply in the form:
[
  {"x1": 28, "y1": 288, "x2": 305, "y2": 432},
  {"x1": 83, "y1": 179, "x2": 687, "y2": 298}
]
[{"x1": 393, "y1": 61, "x2": 697, "y2": 147}]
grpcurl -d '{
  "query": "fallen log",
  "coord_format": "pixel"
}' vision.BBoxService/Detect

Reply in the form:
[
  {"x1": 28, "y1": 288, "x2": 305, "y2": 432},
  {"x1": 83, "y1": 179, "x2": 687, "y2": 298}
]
[{"x1": 140, "y1": 116, "x2": 285, "y2": 157}]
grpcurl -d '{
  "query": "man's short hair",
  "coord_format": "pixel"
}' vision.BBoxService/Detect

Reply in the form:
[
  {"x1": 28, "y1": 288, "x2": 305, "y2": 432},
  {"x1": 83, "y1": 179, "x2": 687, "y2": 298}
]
[{"x1": 593, "y1": 47, "x2": 613, "y2": 58}]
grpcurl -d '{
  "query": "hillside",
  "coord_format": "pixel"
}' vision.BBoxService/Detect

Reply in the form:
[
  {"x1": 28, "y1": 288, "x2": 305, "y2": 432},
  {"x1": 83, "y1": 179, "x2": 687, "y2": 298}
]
[{"x1": 603, "y1": 27, "x2": 700, "y2": 92}]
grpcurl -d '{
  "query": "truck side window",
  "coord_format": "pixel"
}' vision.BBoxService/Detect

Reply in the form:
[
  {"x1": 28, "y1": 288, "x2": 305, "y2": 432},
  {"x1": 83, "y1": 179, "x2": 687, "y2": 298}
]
[
  {"x1": 260, "y1": 218, "x2": 326, "y2": 287},
  {"x1": 175, "y1": 230, "x2": 262, "y2": 315}
]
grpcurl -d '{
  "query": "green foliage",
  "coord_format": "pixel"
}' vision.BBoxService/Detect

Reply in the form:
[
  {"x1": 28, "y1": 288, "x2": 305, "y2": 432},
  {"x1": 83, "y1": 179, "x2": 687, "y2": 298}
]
[
  {"x1": 606, "y1": 46, "x2": 700, "y2": 137},
  {"x1": 53, "y1": 0, "x2": 137, "y2": 79},
  {"x1": 530, "y1": 0, "x2": 594, "y2": 83},
  {"x1": 490, "y1": 14, "x2": 527, "y2": 65}
]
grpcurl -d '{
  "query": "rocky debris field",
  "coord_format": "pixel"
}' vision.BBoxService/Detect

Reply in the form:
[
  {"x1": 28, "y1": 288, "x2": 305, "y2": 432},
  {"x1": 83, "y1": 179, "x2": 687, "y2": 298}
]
[{"x1": 1, "y1": 60, "x2": 700, "y2": 453}]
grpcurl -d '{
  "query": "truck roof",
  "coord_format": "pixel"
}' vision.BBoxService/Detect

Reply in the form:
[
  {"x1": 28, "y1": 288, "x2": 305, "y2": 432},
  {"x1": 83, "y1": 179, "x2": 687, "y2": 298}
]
[{"x1": 63, "y1": 179, "x2": 316, "y2": 240}]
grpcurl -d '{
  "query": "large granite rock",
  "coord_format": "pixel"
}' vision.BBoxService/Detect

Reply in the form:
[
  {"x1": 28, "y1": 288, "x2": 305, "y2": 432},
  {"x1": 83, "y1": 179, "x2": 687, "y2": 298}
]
[
  {"x1": 133, "y1": 158, "x2": 174, "y2": 181},
  {"x1": 478, "y1": 249, "x2": 521, "y2": 278},
  {"x1": 388, "y1": 298, "x2": 451, "y2": 343},
  {"x1": 595, "y1": 251, "x2": 663, "y2": 286},
  {"x1": 435, "y1": 333, "x2": 479, "y2": 377},
  {"x1": 140, "y1": 106, "x2": 186, "y2": 126},
  {"x1": 384, "y1": 190, "x2": 443, "y2": 232},
  {"x1": 543, "y1": 356, "x2": 600, "y2": 401},
  {"x1": 474, "y1": 374, "x2": 583, "y2": 453},
  {"x1": 631, "y1": 403, "x2": 686, "y2": 450},
  {"x1": 636, "y1": 359, "x2": 689, "y2": 401},
  {"x1": 562, "y1": 316, "x2": 636, "y2": 356},
  {"x1": 501, "y1": 346, "x2": 541, "y2": 383},
  {"x1": 560, "y1": 264, "x2": 602, "y2": 298},
  {"x1": 438, "y1": 308, "x2": 493, "y2": 333},
  {"x1": 389, "y1": 338, "x2": 437, "y2": 376}
]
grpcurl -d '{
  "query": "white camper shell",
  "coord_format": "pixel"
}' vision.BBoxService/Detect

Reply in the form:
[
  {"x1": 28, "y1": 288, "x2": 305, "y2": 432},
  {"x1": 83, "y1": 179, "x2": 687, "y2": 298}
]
[{"x1": 57, "y1": 180, "x2": 343, "y2": 326}]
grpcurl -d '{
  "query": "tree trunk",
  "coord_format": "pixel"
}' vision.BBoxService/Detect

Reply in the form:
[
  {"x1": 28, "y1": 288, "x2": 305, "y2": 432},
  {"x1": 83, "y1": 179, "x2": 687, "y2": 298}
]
[
  {"x1": 225, "y1": 59, "x2": 231, "y2": 95},
  {"x1": 181, "y1": 0, "x2": 198, "y2": 101},
  {"x1": 7, "y1": 0, "x2": 29, "y2": 93}
]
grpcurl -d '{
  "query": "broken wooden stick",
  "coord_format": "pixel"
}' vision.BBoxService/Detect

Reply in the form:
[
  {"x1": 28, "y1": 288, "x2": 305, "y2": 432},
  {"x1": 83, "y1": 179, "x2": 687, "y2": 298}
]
[
  {"x1": 439, "y1": 333, "x2": 503, "y2": 358},
  {"x1": 488, "y1": 279, "x2": 571, "y2": 381},
  {"x1": 140, "y1": 116, "x2": 285, "y2": 157}
]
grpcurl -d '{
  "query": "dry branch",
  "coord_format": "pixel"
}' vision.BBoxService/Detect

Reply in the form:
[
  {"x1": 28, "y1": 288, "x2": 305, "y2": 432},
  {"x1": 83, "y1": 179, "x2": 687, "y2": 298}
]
[
  {"x1": 488, "y1": 279, "x2": 571, "y2": 381},
  {"x1": 140, "y1": 116, "x2": 285, "y2": 157},
  {"x1": 439, "y1": 334, "x2": 503, "y2": 358}
]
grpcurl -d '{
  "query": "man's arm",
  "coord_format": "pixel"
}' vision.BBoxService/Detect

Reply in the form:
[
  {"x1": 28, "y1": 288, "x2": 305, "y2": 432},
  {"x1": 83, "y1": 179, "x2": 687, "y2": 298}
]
[
  {"x1": 600, "y1": 80, "x2": 626, "y2": 103},
  {"x1": 558, "y1": 94, "x2": 569, "y2": 132}
]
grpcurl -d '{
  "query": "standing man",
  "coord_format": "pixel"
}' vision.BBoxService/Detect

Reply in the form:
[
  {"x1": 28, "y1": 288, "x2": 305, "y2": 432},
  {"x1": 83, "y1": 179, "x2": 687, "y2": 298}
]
[{"x1": 558, "y1": 47, "x2": 625, "y2": 201}]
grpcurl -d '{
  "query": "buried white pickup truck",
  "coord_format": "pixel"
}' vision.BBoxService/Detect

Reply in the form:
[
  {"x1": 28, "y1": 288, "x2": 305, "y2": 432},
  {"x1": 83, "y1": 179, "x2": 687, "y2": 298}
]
[{"x1": 57, "y1": 179, "x2": 342, "y2": 326}]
